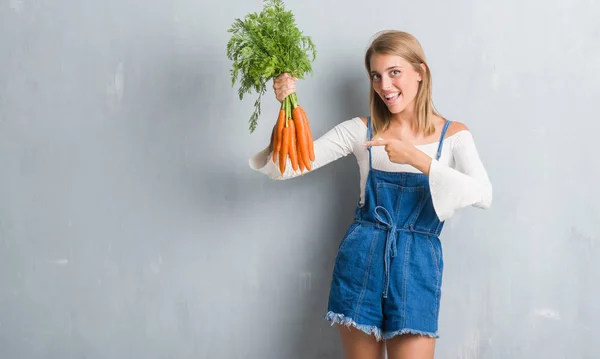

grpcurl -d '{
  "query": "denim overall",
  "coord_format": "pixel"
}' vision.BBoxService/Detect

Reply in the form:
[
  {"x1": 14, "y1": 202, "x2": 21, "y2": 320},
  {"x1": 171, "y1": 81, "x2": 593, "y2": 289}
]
[{"x1": 325, "y1": 117, "x2": 452, "y2": 340}]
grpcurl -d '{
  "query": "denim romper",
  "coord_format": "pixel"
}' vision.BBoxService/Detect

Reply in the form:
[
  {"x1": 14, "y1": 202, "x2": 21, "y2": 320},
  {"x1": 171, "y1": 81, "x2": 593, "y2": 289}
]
[{"x1": 325, "y1": 117, "x2": 452, "y2": 340}]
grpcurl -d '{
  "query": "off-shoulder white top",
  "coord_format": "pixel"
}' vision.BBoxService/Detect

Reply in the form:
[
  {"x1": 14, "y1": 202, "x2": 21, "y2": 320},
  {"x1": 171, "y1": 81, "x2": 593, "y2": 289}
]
[{"x1": 249, "y1": 117, "x2": 492, "y2": 221}]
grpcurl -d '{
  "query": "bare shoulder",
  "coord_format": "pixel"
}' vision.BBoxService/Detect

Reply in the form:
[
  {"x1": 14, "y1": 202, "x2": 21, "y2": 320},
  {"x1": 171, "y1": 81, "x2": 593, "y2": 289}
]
[{"x1": 446, "y1": 120, "x2": 469, "y2": 137}]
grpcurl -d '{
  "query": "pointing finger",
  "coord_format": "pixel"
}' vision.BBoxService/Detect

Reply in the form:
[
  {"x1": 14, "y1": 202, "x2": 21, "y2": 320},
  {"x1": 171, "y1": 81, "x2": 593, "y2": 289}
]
[{"x1": 364, "y1": 138, "x2": 387, "y2": 147}]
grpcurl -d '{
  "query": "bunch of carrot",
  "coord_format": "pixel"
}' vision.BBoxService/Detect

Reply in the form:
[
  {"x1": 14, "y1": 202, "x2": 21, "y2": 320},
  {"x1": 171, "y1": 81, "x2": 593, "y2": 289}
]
[{"x1": 271, "y1": 92, "x2": 314, "y2": 174}]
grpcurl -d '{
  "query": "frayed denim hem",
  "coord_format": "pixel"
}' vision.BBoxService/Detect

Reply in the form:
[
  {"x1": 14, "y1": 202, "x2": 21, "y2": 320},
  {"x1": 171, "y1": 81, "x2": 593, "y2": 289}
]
[
  {"x1": 324, "y1": 311, "x2": 439, "y2": 341},
  {"x1": 324, "y1": 311, "x2": 383, "y2": 341},
  {"x1": 383, "y1": 328, "x2": 439, "y2": 340}
]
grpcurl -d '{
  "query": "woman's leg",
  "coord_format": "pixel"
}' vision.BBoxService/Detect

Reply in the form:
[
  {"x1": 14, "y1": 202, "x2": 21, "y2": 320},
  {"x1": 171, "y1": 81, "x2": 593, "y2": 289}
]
[
  {"x1": 337, "y1": 325, "x2": 385, "y2": 359},
  {"x1": 385, "y1": 334, "x2": 436, "y2": 359}
]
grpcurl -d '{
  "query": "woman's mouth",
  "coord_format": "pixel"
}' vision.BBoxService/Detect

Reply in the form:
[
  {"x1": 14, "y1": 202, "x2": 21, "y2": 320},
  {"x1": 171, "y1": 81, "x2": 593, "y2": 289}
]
[{"x1": 383, "y1": 92, "x2": 401, "y2": 105}]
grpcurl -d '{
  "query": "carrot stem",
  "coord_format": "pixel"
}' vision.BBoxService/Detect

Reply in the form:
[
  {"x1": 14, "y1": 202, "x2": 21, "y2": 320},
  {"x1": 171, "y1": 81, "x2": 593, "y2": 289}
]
[{"x1": 285, "y1": 96, "x2": 292, "y2": 124}]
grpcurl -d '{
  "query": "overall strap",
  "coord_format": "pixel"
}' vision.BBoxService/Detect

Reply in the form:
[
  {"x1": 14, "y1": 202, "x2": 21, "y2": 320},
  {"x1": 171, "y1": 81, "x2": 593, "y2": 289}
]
[
  {"x1": 367, "y1": 116, "x2": 373, "y2": 168},
  {"x1": 435, "y1": 120, "x2": 452, "y2": 160}
]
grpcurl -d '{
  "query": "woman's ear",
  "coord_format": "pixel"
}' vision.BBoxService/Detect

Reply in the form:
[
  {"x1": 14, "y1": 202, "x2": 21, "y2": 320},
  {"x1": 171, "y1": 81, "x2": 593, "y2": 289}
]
[{"x1": 418, "y1": 63, "x2": 427, "y2": 81}]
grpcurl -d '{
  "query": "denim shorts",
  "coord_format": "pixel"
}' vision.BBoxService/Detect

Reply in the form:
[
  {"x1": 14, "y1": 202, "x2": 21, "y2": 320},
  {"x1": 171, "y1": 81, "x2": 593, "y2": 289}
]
[{"x1": 324, "y1": 221, "x2": 444, "y2": 341}]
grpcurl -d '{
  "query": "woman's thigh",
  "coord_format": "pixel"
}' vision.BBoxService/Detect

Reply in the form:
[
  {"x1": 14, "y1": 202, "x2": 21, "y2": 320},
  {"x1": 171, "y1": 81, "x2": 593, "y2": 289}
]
[
  {"x1": 337, "y1": 325, "x2": 385, "y2": 359},
  {"x1": 385, "y1": 334, "x2": 436, "y2": 359}
]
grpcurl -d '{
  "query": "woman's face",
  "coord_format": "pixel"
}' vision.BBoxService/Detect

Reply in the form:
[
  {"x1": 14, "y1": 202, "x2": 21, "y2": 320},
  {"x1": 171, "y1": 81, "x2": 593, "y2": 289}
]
[{"x1": 369, "y1": 53, "x2": 423, "y2": 114}]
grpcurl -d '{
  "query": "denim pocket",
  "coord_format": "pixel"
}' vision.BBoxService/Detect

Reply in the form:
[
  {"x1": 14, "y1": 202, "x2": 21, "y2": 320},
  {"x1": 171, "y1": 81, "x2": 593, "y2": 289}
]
[
  {"x1": 338, "y1": 223, "x2": 360, "y2": 251},
  {"x1": 425, "y1": 236, "x2": 443, "y2": 283}
]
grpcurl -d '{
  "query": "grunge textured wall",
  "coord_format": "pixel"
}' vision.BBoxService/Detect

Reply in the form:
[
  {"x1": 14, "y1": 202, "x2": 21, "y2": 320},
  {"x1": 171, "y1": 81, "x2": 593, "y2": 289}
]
[{"x1": 1, "y1": 0, "x2": 599, "y2": 358}]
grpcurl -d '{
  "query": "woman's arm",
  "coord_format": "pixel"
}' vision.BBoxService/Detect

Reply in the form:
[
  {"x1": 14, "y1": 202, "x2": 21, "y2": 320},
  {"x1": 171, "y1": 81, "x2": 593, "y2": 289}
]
[
  {"x1": 426, "y1": 127, "x2": 493, "y2": 221},
  {"x1": 249, "y1": 117, "x2": 365, "y2": 179}
]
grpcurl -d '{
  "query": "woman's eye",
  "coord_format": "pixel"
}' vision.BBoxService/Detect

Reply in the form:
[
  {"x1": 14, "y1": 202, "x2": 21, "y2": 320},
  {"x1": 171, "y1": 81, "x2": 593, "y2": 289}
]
[{"x1": 391, "y1": 70, "x2": 401, "y2": 76}]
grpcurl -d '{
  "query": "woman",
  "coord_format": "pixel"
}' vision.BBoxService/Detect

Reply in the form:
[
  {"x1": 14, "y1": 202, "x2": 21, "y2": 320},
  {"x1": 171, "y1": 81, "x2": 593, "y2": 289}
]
[{"x1": 249, "y1": 30, "x2": 492, "y2": 359}]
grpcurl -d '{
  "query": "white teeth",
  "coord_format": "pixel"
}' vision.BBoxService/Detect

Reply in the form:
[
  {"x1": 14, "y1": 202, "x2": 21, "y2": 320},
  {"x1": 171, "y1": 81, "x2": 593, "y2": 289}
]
[{"x1": 385, "y1": 93, "x2": 400, "y2": 99}]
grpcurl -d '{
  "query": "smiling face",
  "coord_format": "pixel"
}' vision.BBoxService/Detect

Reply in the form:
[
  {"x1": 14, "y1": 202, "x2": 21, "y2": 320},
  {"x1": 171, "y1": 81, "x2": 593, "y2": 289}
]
[
  {"x1": 369, "y1": 53, "x2": 424, "y2": 115},
  {"x1": 364, "y1": 30, "x2": 437, "y2": 136}
]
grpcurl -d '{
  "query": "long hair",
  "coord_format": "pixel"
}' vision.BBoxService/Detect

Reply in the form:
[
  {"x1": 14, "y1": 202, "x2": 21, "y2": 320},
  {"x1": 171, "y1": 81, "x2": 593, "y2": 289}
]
[{"x1": 364, "y1": 30, "x2": 442, "y2": 136}]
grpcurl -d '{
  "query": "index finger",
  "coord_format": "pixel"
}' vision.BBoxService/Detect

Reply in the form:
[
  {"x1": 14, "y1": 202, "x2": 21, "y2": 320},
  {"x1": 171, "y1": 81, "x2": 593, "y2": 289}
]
[{"x1": 364, "y1": 138, "x2": 387, "y2": 147}]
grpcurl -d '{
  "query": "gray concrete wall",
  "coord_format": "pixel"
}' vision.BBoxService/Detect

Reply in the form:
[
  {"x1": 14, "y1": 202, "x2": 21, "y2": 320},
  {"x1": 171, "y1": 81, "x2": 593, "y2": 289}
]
[{"x1": 1, "y1": 0, "x2": 599, "y2": 358}]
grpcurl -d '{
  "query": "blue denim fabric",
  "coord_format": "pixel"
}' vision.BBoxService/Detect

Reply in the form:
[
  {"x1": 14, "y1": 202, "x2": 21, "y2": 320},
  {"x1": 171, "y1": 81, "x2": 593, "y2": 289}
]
[{"x1": 325, "y1": 117, "x2": 452, "y2": 341}]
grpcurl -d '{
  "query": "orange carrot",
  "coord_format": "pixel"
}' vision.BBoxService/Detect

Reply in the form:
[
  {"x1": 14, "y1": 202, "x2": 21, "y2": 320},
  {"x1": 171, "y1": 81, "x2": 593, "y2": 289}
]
[
  {"x1": 292, "y1": 106, "x2": 310, "y2": 169},
  {"x1": 272, "y1": 109, "x2": 285, "y2": 163},
  {"x1": 279, "y1": 119, "x2": 290, "y2": 174},
  {"x1": 288, "y1": 119, "x2": 299, "y2": 172},
  {"x1": 304, "y1": 154, "x2": 312, "y2": 171},
  {"x1": 297, "y1": 139, "x2": 306, "y2": 173},
  {"x1": 270, "y1": 125, "x2": 277, "y2": 161},
  {"x1": 299, "y1": 106, "x2": 315, "y2": 162}
]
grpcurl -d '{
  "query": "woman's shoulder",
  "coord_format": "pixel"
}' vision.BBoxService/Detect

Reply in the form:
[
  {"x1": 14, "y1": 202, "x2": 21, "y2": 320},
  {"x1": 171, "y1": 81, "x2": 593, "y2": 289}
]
[
  {"x1": 441, "y1": 119, "x2": 480, "y2": 151},
  {"x1": 445, "y1": 120, "x2": 469, "y2": 138}
]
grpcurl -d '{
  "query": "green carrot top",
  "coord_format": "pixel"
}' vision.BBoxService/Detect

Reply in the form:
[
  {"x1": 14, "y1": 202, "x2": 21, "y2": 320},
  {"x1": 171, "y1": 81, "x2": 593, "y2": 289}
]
[{"x1": 226, "y1": 0, "x2": 317, "y2": 133}]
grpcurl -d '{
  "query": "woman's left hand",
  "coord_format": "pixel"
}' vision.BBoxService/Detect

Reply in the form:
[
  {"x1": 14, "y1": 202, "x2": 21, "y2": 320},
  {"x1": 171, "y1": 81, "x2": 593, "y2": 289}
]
[{"x1": 364, "y1": 138, "x2": 416, "y2": 165}]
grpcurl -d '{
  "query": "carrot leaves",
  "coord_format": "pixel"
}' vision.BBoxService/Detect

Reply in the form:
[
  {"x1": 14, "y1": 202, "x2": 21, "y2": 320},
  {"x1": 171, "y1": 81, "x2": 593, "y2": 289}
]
[{"x1": 226, "y1": 0, "x2": 316, "y2": 133}]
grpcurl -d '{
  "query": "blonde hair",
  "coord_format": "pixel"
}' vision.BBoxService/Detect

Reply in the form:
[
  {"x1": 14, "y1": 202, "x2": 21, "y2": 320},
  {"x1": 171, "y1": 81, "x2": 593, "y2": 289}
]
[{"x1": 364, "y1": 30, "x2": 442, "y2": 136}]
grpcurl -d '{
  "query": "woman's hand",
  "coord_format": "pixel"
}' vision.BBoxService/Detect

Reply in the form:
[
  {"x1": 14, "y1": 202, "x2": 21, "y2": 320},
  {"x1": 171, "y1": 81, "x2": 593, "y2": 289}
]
[
  {"x1": 364, "y1": 138, "x2": 415, "y2": 164},
  {"x1": 273, "y1": 73, "x2": 297, "y2": 103},
  {"x1": 364, "y1": 138, "x2": 433, "y2": 175}
]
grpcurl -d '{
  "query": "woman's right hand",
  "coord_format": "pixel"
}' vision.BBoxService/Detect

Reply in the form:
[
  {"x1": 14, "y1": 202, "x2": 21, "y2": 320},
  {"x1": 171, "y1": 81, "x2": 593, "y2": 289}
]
[{"x1": 273, "y1": 73, "x2": 297, "y2": 103}]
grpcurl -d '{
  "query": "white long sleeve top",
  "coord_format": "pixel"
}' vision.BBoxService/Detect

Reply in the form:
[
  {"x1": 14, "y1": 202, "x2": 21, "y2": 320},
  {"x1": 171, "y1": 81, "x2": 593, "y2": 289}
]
[{"x1": 249, "y1": 117, "x2": 492, "y2": 221}]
